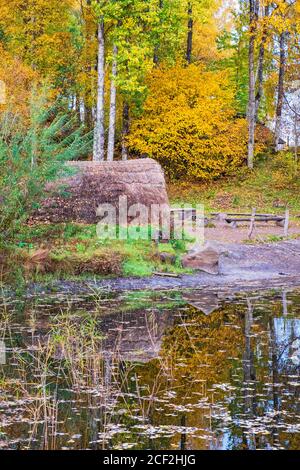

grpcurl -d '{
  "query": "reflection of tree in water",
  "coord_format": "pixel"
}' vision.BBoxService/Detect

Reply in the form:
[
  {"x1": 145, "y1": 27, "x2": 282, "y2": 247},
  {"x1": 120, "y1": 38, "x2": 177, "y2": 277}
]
[
  {"x1": 268, "y1": 302, "x2": 300, "y2": 449},
  {"x1": 128, "y1": 292, "x2": 300, "y2": 450},
  {"x1": 130, "y1": 303, "x2": 244, "y2": 450},
  {"x1": 160, "y1": 305, "x2": 243, "y2": 384},
  {"x1": 238, "y1": 292, "x2": 300, "y2": 450},
  {"x1": 2, "y1": 289, "x2": 300, "y2": 450},
  {"x1": 241, "y1": 299, "x2": 257, "y2": 449}
]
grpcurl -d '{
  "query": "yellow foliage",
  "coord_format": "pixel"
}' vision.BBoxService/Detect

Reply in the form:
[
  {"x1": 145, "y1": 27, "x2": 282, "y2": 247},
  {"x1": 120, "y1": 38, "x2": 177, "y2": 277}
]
[
  {"x1": 128, "y1": 64, "x2": 248, "y2": 181},
  {"x1": 0, "y1": 0, "x2": 76, "y2": 88},
  {"x1": 0, "y1": 45, "x2": 37, "y2": 118}
]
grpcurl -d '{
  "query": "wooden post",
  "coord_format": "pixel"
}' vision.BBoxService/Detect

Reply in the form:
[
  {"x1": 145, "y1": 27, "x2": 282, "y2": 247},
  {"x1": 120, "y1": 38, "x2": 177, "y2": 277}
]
[
  {"x1": 248, "y1": 207, "x2": 256, "y2": 239},
  {"x1": 284, "y1": 208, "x2": 289, "y2": 238}
]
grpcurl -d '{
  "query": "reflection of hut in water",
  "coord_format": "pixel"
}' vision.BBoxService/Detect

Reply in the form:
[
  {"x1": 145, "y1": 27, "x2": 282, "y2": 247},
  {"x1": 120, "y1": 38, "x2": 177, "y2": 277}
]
[
  {"x1": 100, "y1": 308, "x2": 174, "y2": 362},
  {"x1": 20, "y1": 305, "x2": 174, "y2": 364},
  {"x1": 182, "y1": 292, "x2": 220, "y2": 315}
]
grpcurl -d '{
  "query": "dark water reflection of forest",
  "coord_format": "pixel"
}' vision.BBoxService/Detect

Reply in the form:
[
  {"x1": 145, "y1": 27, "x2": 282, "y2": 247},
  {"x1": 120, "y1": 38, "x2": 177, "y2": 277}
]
[{"x1": 0, "y1": 287, "x2": 300, "y2": 450}]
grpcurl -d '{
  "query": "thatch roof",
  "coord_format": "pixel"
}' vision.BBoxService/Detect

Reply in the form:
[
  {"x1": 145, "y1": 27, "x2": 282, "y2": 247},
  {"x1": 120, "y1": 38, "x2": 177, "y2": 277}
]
[{"x1": 31, "y1": 158, "x2": 169, "y2": 224}]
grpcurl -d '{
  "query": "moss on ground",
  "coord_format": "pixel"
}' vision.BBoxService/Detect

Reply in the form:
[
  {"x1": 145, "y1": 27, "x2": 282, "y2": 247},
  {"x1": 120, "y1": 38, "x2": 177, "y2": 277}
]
[{"x1": 0, "y1": 223, "x2": 192, "y2": 285}]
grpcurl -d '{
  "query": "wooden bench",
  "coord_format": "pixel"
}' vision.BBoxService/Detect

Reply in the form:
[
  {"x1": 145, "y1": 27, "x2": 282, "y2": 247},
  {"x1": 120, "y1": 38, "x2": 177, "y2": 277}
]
[
  {"x1": 170, "y1": 208, "x2": 290, "y2": 237},
  {"x1": 170, "y1": 208, "x2": 209, "y2": 225},
  {"x1": 212, "y1": 209, "x2": 290, "y2": 238},
  {"x1": 212, "y1": 213, "x2": 285, "y2": 226}
]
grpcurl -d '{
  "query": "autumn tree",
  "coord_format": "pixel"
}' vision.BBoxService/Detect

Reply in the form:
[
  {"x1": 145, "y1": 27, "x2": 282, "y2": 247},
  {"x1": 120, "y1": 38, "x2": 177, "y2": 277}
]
[
  {"x1": 0, "y1": 0, "x2": 78, "y2": 93},
  {"x1": 1, "y1": 0, "x2": 300, "y2": 173},
  {"x1": 255, "y1": 2, "x2": 270, "y2": 121},
  {"x1": 0, "y1": 45, "x2": 37, "y2": 119},
  {"x1": 91, "y1": 0, "x2": 182, "y2": 162},
  {"x1": 128, "y1": 64, "x2": 248, "y2": 180},
  {"x1": 271, "y1": 0, "x2": 297, "y2": 151},
  {"x1": 75, "y1": 0, "x2": 98, "y2": 130},
  {"x1": 247, "y1": 0, "x2": 259, "y2": 169}
]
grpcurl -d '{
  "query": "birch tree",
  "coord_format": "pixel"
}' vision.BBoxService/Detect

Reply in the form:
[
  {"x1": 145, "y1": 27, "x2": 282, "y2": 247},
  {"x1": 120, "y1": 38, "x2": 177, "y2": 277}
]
[
  {"x1": 274, "y1": 31, "x2": 287, "y2": 151},
  {"x1": 248, "y1": 0, "x2": 259, "y2": 169},
  {"x1": 121, "y1": 102, "x2": 130, "y2": 160},
  {"x1": 186, "y1": 2, "x2": 193, "y2": 63},
  {"x1": 255, "y1": 3, "x2": 270, "y2": 121},
  {"x1": 93, "y1": 18, "x2": 105, "y2": 161},
  {"x1": 107, "y1": 44, "x2": 118, "y2": 161}
]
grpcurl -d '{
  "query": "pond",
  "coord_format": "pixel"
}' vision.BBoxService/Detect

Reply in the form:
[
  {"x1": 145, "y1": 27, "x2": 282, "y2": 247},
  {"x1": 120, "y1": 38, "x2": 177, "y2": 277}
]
[{"x1": 0, "y1": 286, "x2": 300, "y2": 451}]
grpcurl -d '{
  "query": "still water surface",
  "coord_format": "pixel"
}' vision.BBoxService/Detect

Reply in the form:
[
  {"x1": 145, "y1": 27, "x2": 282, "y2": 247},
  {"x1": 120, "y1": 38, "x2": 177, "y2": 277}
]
[{"x1": 0, "y1": 287, "x2": 300, "y2": 450}]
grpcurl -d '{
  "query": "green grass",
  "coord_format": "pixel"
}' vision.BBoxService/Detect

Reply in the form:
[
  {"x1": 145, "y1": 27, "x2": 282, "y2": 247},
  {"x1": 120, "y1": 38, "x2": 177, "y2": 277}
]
[
  {"x1": 1, "y1": 223, "x2": 192, "y2": 285},
  {"x1": 4, "y1": 151, "x2": 299, "y2": 286},
  {"x1": 123, "y1": 259, "x2": 155, "y2": 277}
]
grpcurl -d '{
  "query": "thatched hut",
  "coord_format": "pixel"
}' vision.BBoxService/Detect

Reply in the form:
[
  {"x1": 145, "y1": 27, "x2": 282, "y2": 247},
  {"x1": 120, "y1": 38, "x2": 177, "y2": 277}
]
[{"x1": 31, "y1": 158, "x2": 169, "y2": 224}]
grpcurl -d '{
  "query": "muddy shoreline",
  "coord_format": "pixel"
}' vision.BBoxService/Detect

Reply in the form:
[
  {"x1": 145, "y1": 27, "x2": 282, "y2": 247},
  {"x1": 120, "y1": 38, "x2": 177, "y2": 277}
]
[
  {"x1": 19, "y1": 239, "x2": 300, "y2": 297},
  {"x1": 2, "y1": 240, "x2": 300, "y2": 298}
]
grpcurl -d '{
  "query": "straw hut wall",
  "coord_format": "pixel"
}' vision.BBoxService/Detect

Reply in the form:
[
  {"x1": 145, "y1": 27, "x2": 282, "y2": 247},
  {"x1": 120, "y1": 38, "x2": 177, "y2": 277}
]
[{"x1": 31, "y1": 159, "x2": 169, "y2": 224}]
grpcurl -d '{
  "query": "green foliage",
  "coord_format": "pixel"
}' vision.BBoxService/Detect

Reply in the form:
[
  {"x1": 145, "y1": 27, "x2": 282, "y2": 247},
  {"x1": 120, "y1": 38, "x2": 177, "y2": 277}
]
[
  {"x1": 0, "y1": 95, "x2": 92, "y2": 243},
  {"x1": 0, "y1": 0, "x2": 79, "y2": 93},
  {"x1": 122, "y1": 258, "x2": 155, "y2": 277},
  {"x1": 217, "y1": 25, "x2": 249, "y2": 115}
]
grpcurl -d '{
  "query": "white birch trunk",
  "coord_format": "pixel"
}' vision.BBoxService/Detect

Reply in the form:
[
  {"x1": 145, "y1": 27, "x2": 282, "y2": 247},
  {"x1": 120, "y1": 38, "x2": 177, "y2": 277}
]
[
  {"x1": 107, "y1": 45, "x2": 118, "y2": 162},
  {"x1": 255, "y1": 5, "x2": 269, "y2": 122},
  {"x1": 121, "y1": 102, "x2": 129, "y2": 161},
  {"x1": 93, "y1": 20, "x2": 105, "y2": 162},
  {"x1": 247, "y1": 0, "x2": 257, "y2": 169},
  {"x1": 275, "y1": 32, "x2": 287, "y2": 152}
]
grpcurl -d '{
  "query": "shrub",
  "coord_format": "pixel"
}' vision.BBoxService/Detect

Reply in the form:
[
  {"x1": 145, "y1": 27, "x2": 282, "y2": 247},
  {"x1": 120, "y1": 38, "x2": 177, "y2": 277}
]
[
  {"x1": 128, "y1": 64, "x2": 248, "y2": 181},
  {"x1": 0, "y1": 94, "x2": 92, "y2": 244}
]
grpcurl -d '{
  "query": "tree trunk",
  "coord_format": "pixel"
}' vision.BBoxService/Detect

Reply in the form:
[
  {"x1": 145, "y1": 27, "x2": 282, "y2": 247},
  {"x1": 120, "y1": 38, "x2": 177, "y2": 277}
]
[
  {"x1": 93, "y1": 20, "x2": 105, "y2": 162},
  {"x1": 186, "y1": 3, "x2": 193, "y2": 64},
  {"x1": 107, "y1": 45, "x2": 118, "y2": 162},
  {"x1": 153, "y1": 0, "x2": 163, "y2": 65},
  {"x1": 75, "y1": 94, "x2": 81, "y2": 123},
  {"x1": 255, "y1": 5, "x2": 269, "y2": 122},
  {"x1": 84, "y1": 99, "x2": 93, "y2": 130},
  {"x1": 243, "y1": 299, "x2": 257, "y2": 417},
  {"x1": 247, "y1": 0, "x2": 257, "y2": 169},
  {"x1": 153, "y1": 46, "x2": 159, "y2": 66},
  {"x1": 294, "y1": 113, "x2": 298, "y2": 166},
  {"x1": 121, "y1": 102, "x2": 130, "y2": 161},
  {"x1": 82, "y1": 0, "x2": 95, "y2": 131},
  {"x1": 275, "y1": 32, "x2": 287, "y2": 152}
]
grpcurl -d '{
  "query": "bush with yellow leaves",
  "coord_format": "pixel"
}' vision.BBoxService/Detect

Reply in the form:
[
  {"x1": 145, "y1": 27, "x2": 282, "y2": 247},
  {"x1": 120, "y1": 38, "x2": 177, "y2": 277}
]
[{"x1": 128, "y1": 64, "x2": 248, "y2": 181}]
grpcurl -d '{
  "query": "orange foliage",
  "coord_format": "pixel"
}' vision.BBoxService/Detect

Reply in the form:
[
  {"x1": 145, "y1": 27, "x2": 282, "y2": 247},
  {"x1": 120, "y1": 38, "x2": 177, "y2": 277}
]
[
  {"x1": 0, "y1": 0, "x2": 77, "y2": 89},
  {"x1": 0, "y1": 45, "x2": 37, "y2": 118}
]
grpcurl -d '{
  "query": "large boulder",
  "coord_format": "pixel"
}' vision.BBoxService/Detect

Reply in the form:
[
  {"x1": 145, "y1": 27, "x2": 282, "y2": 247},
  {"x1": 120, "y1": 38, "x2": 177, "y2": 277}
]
[
  {"x1": 31, "y1": 159, "x2": 169, "y2": 224},
  {"x1": 182, "y1": 242, "x2": 220, "y2": 275}
]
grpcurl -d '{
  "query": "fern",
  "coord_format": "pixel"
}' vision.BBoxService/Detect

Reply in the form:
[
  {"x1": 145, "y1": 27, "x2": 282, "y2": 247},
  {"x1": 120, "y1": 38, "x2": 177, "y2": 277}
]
[{"x1": 0, "y1": 96, "x2": 92, "y2": 244}]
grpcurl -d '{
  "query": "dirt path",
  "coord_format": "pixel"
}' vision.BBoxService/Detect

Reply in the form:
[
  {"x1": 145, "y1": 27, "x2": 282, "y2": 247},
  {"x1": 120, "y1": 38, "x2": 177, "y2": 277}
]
[{"x1": 204, "y1": 221, "x2": 300, "y2": 244}]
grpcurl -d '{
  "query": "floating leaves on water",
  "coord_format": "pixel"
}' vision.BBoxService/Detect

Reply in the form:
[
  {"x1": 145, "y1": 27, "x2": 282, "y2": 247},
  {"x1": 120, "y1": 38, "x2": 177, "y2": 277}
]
[{"x1": 1, "y1": 287, "x2": 300, "y2": 450}]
